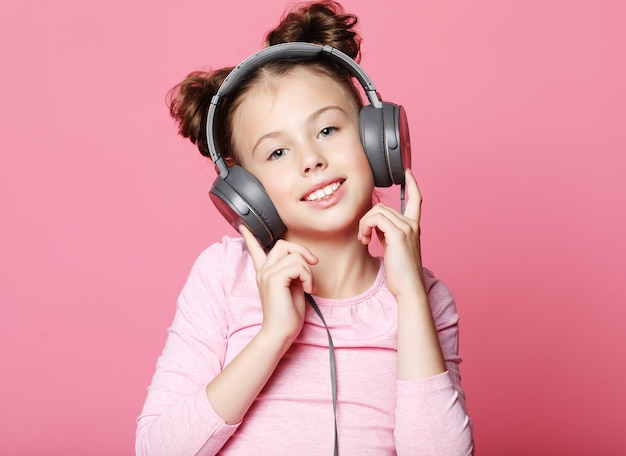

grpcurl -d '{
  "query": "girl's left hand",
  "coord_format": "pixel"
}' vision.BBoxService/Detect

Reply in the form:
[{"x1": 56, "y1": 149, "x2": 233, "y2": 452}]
[{"x1": 358, "y1": 169, "x2": 425, "y2": 298}]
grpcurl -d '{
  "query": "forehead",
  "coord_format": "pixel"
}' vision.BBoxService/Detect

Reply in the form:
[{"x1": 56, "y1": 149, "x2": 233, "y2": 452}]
[{"x1": 236, "y1": 66, "x2": 359, "y2": 117}]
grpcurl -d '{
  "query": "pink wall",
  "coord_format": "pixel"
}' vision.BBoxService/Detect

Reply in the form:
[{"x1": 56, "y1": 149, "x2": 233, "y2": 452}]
[{"x1": 1, "y1": 0, "x2": 624, "y2": 454}]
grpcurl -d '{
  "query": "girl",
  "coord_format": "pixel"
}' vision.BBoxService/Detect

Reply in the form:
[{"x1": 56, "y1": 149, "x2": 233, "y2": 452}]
[{"x1": 136, "y1": 2, "x2": 473, "y2": 455}]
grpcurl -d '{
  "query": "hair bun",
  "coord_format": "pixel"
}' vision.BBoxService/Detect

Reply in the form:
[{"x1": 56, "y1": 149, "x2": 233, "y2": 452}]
[
  {"x1": 167, "y1": 68, "x2": 232, "y2": 157},
  {"x1": 266, "y1": 1, "x2": 361, "y2": 62}
]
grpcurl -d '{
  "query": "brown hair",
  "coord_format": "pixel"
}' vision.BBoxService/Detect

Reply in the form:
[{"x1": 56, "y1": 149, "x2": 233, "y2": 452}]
[{"x1": 167, "y1": 1, "x2": 363, "y2": 162}]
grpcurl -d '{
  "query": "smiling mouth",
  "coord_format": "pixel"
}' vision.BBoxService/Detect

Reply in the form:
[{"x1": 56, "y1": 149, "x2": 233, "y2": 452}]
[{"x1": 303, "y1": 181, "x2": 344, "y2": 202}]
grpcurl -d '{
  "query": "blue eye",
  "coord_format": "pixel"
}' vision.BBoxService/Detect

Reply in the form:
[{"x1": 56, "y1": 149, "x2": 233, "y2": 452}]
[
  {"x1": 319, "y1": 127, "x2": 337, "y2": 138},
  {"x1": 269, "y1": 148, "x2": 287, "y2": 160}
]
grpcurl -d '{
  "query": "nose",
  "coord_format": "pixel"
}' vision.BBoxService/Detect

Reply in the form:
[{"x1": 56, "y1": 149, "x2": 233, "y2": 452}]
[{"x1": 300, "y1": 144, "x2": 328, "y2": 175}]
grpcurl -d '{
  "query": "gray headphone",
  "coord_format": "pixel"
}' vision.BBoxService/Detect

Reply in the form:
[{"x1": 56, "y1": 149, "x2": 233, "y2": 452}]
[{"x1": 206, "y1": 42, "x2": 411, "y2": 249}]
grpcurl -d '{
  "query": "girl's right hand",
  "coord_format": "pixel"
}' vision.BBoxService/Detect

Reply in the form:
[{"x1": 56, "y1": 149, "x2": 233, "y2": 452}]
[{"x1": 240, "y1": 225, "x2": 318, "y2": 345}]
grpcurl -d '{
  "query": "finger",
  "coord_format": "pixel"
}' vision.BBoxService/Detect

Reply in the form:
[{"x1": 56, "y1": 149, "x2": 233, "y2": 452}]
[
  {"x1": 358, "y1": 204, "x2": 394, "y2": 245},
  {"x1": 257, "y1": 251, "x2": 317, "y2": 295},
  {"x1": 239, "y1": 224, "x2": 267, "y2": 271},
  {"x1": 403, "y1": 169, "x2": 422, "y2": 222},
  {"x1": 359, "y1": 203, "x2": 419, "y2": 245},
  {"x1": 360, "y1": 203, "x2": 407, "y2": 231},
  {"x1": 265, "y1": 239, "x2": 319, "y2": 267},
  {"x1": 274, "y1": 261, "x2": 316, "y2": 295},
  {"x1": 360, "y1": 210, "x2": 406, "y2": 240}
]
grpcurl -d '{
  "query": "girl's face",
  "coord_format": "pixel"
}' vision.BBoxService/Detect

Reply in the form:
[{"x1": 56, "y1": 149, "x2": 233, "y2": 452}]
[{"x1": 234, "y1": 66, "x2": 375, "y2": 242}]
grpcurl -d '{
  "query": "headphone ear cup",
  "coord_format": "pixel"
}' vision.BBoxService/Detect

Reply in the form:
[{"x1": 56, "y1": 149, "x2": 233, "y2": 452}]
[
  {"x1": 359, "y1": 103, "x2": 411, "y2": 187},
  {"x1": 360, "y1": 105, "x2": 392, "y2": 187},
  {"x1": 382, "y1": 103, "x2": 411, "y2": 185},
  {"x1": 209, "y1": 165, "x2": 286, "y2": 250}
]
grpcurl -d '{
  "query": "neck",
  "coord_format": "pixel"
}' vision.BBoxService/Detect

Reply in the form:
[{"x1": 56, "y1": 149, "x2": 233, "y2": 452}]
[{"x1": 285, "y1": 230, "x2": 380, "y2": 299}]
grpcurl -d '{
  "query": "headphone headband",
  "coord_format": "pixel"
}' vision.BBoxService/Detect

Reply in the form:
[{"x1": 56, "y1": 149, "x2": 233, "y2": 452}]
[{"x1": 206, "y1": 42, "x2": 382, "y2": 173}]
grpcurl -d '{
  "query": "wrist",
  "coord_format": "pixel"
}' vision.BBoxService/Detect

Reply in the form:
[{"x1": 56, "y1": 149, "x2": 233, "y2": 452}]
[
  {"x1": 256, "y1": 326, "x2": 297, "y2": 356},
  {"x1": 394, "y1": 285, "x2": 428, "y2": 306}
]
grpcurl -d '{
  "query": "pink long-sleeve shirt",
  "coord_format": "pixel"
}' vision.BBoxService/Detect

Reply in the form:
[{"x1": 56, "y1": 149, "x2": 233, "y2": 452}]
[{"x1": 136, "y1": 236, "x2": 473, "y2": 455}]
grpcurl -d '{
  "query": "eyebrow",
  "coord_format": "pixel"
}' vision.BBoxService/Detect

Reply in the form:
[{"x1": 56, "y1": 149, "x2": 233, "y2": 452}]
[{"x1": 251, "y1": 105, "x2": 348, "y2": 156}]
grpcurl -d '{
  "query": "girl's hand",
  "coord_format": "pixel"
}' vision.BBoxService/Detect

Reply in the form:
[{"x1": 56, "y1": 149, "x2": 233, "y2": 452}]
[
  {"x1": 358, "y1": 169, "x2": 425, "y2": 298},
  {"x1": 240, "y1": 225, "x2": 319, "y2": 344}
]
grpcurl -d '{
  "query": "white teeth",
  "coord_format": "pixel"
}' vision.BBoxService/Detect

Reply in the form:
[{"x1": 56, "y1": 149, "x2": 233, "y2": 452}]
[{"x1": 305, "y1": 182, "x2": 341, "y2": 201}]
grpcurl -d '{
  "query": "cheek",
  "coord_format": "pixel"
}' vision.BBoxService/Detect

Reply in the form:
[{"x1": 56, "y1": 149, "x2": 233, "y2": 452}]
[
  {"x1": 350, "y1": 146, "x2": 376, "y2": 186},
  {"x1": 258, "y1": 175, "x2": 291, "y2": 209},
  {"x1": 239, "y1": 159, "x2": 294, "y2": 215},
  {"x1": 262, "y1": 181, "x2": 284, "y2": 202}
]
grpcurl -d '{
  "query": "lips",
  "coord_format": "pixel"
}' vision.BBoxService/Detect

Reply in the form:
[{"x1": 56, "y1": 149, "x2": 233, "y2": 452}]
[{"x1": 302, "y1": 180, "x2": 344, "y2": 202}]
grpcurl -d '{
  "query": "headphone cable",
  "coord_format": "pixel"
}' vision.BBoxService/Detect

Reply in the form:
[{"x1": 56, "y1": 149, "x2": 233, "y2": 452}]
[{"x1": 305, "y1": 293, "x2": 339, "y2": 456}]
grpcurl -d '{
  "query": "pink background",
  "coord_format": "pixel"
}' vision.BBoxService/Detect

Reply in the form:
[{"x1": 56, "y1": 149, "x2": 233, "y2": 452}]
[{"x1": 1, "y1": 0, "x2": 625, "y2": 454}]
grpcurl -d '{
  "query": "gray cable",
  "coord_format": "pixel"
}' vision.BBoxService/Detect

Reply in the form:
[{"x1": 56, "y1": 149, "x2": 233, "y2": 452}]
[{"x1": 305, "y1": 293, "x2": 338, "y2": 456}]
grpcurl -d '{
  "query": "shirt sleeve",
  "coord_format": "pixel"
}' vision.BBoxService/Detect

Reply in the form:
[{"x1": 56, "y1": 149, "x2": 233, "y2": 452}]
[
  {"x1": 394, "y1": 269, "x2": 474, "y2": 456},
  {"x1": 135, "y1": 243, "x2": 240, "y2": 456}
]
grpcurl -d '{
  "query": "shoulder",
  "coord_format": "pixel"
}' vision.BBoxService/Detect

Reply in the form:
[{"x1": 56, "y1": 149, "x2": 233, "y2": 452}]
[
  {"x1": 177, "y1": 236, "x2": 257, "y2": 319},
  {"x1": 186, "y1": 235, "x2": 254, "y2": 290},
  {"x1": 193, "y1": 235, "x2": 250, "y2": 269}
]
